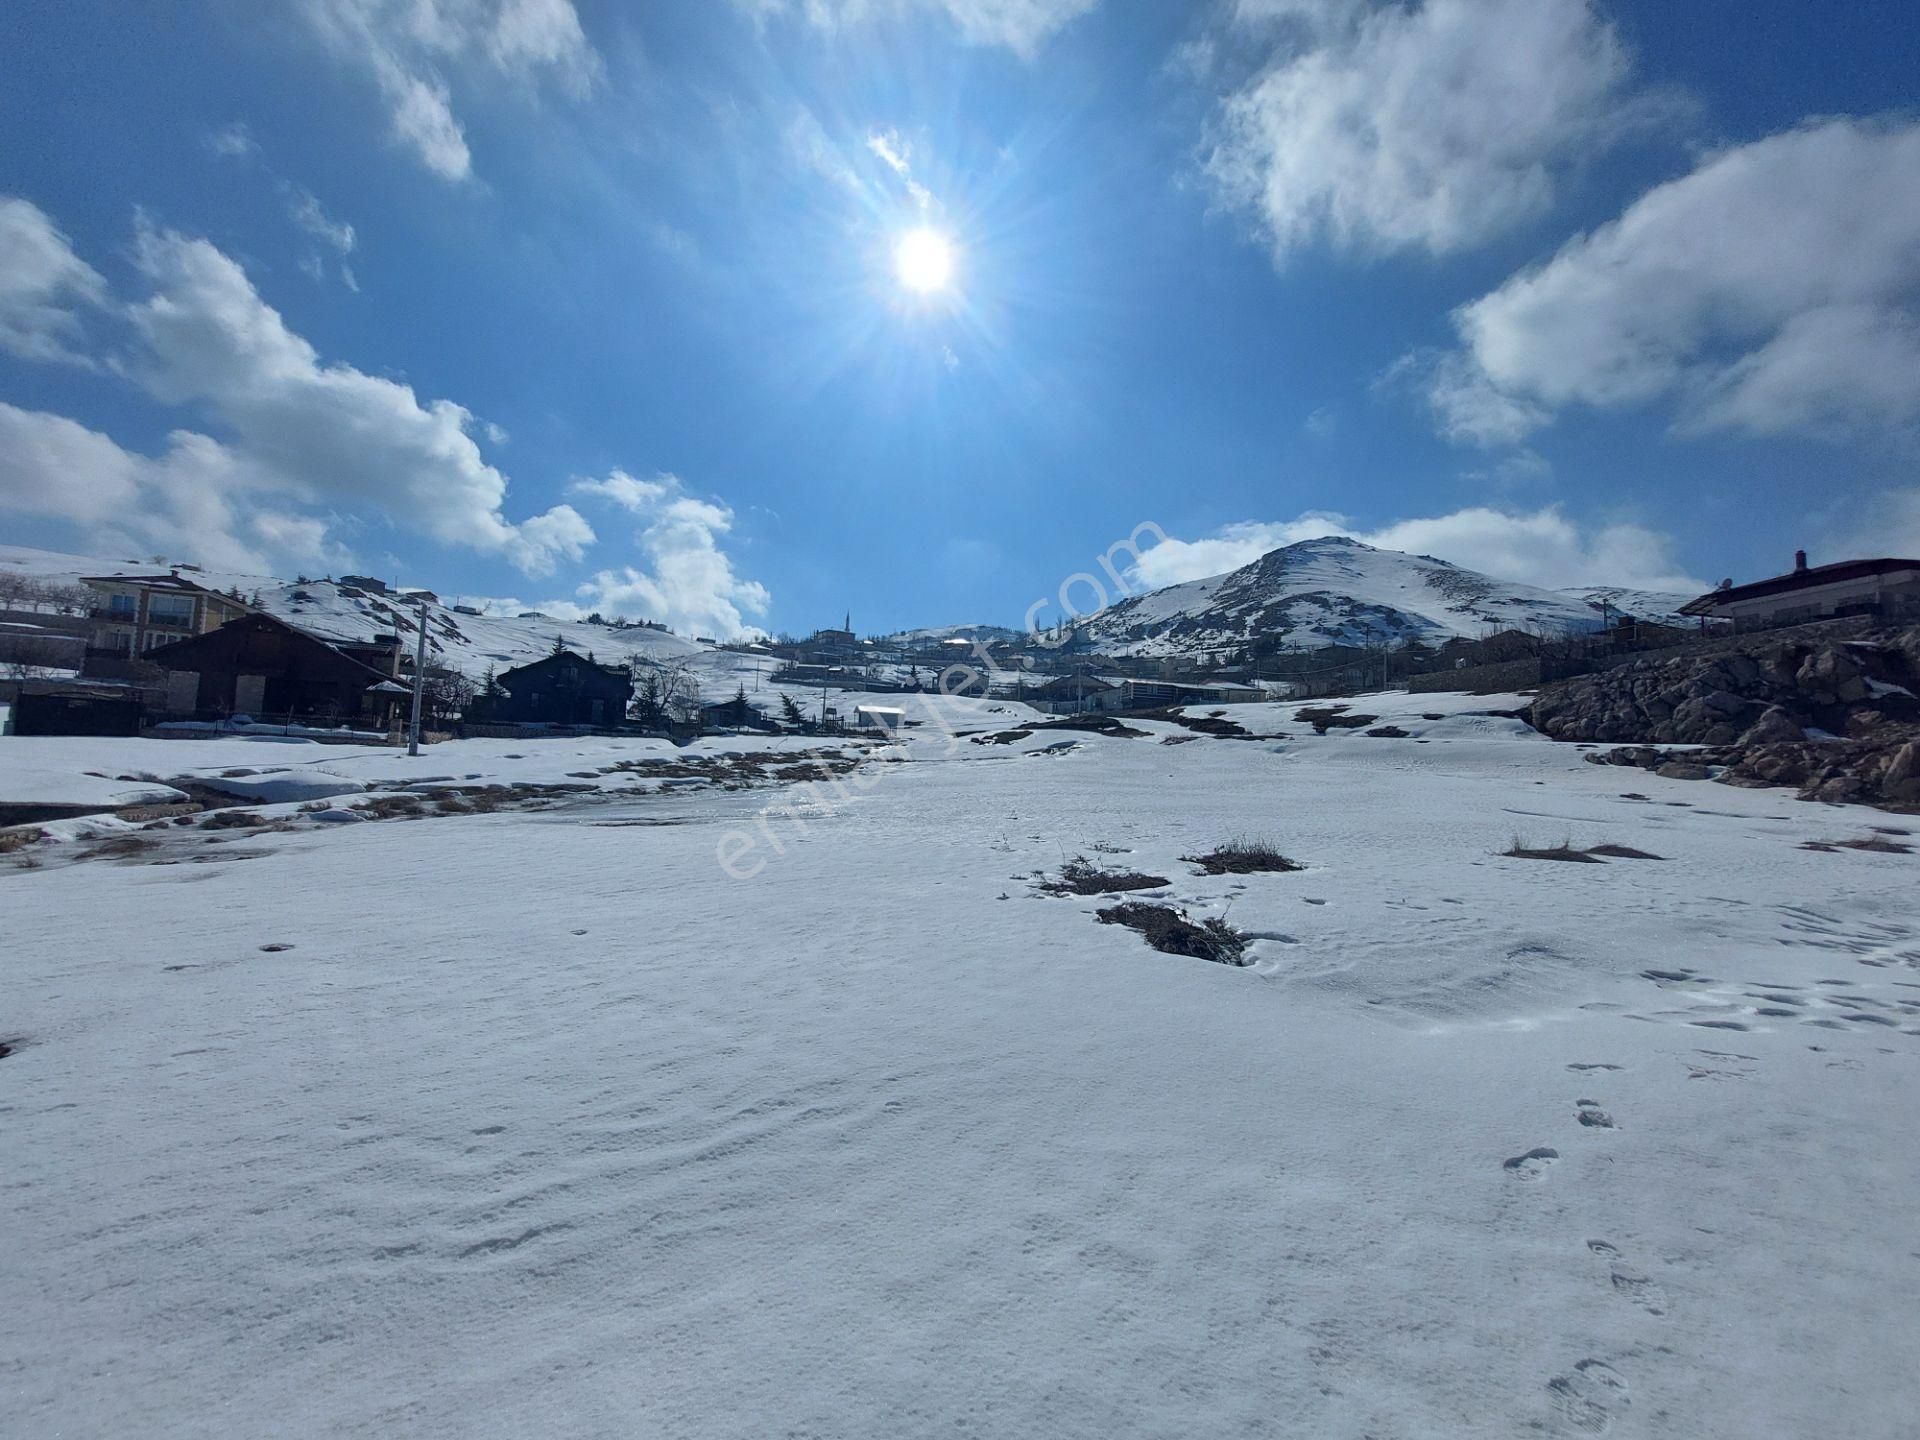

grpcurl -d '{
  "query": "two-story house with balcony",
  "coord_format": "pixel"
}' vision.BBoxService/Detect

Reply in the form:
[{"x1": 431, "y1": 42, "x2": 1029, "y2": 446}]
[{"x1": 80, "y1": 573, "x2": 252, "y2": 678}]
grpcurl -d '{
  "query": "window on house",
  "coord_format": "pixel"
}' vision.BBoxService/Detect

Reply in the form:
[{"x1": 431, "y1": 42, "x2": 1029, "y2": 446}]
[
  {"x1": 107, "y1": 593, "x2": 136, "y2": 617},
  {"x1": 149, "y1": 595, "x2": 196, "y2": 626}
]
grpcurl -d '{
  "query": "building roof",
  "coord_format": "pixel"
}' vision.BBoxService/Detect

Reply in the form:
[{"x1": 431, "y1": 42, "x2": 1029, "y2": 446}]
[
  {"x1": 82, "y1": 572, "x2": 209, "y2": 593},
  {"x1": 497, "y1": 647, "x2": 631, "y2": 682},
  {"x1": 1679, "y1": 556, "x2": 1920, "y2": 614},
  {"x1": 143, "y1": 610, "x2": 403, "y2": 691}
]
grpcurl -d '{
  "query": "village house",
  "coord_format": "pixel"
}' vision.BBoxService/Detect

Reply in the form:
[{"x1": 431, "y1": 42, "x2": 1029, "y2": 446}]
[
  {"x1": 699, "y1": 692, "x2": 777, "y2": 732},
  {"x1": 144, "y1": 612, "x2": 409, "y2": 727},
  {"x1": 80, "y1": 572, "x2": 252, "y2": 673},
  {"x1": 1680, "y1": 551, "x2": 1920, "y2": 630},
  {"x1": 478, "y1": 648, "x2": 634, "y2": 727}
]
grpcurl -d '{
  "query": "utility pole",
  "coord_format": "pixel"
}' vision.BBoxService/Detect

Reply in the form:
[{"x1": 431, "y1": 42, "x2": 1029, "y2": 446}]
[{"x1": 407, "y1": 598, "x2": 428, "y2": 756}]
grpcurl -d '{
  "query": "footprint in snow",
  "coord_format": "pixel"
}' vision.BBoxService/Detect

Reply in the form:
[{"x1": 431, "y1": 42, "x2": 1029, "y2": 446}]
[
  {"x1": 1548, "y1": 1359, "x2": 1630, "y2": 1434},
  {"x1": 1588, "y1": 1239, "x2": 1668, "y2": 1314},
  {"x1": 1503, "y1": 1146, "x2": 1559, "y2": 1179},
  {"x1": 1575, "y1": 1102, "x2": 1616, "y2": 1129}
]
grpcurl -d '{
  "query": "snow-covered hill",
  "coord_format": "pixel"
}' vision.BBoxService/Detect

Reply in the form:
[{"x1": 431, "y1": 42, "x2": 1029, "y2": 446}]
[
  {"x1": 1072, "y1": 537, "x2": 1696, "y2": 656},
  {"x1": 1557, "y1": 585, "x2": 1697, "y2": 628}
]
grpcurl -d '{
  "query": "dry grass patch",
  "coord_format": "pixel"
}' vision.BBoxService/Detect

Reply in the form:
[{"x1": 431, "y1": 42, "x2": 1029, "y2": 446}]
[
  {"x1": 1097, "y1": 902, "x2": 1249, "y2": 966},
  {"x1": 1505, "y1": 837, "x2": 1605, "y2": 863},
  {"x1": 0, "y1": 826, "x2": 46, "y2": 855},
  {"x1": 1037, "y1": 857, "x2": 1172, "y2": 897},
  {"x1": 1505, "y1": 837, "x2": 1667, "y2": 863},
  {"x1": 1184, "y1": 838, "x2": 1303, "y2": 875}
]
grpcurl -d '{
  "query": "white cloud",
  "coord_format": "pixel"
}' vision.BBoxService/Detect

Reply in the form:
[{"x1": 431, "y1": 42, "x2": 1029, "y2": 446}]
[
  {"x1": 115, "y1": 219, "x2": 592, "y2": 574},
  {"x1": 206, "y1": 122, "x2": 358, "y2": 283},
  {"x1": 867, "y1": 128, "x2": 933, "y2": 209},
  {"x1": 205, "y1": 121, "x2": 260, "y2": 159},
  {"x1": 298, "y1": 0, "x2": 601, "y2": 180},
  {"x1": 1421, "y1": 117, "x2": 1920, "y2": 443},
  {"x1": 0, "y1": 197, "x2": 593, "y2": 576},
  {"x1": 1839, "y1": 489, "x2": 1920, "y2": 564},
  {"x1": 743, "y1": 0, "x2": 1097, "y2": 59},
  {"x1": 0, "y1": 197, "x2": 107, "y2": 365},
  {"x1": 569, "y1": 470, "x2": 772, "y2": 638},
  {"x1": 0, "y1": 402, "x2": 339, "y2": 573},
  {"x1": 1128, "y1": 506, "x2": 1703, "y2": 594},
  {"x1": 1202, "y1": 0, "x2": 1642, "y2": 262},
  {"x1": 287, "y1": 187, "x2": 356, "y2": 255}
]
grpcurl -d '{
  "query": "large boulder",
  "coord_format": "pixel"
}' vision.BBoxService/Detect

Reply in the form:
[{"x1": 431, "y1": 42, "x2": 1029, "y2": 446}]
[{"x1": 1738, "y1": 706, "x2": 1806, "y2": 746}]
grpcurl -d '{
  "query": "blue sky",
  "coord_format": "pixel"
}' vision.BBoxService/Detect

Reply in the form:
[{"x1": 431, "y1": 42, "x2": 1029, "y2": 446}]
[{"x1": 2, "y1": 0, "x2": 1917, "y2": 637}]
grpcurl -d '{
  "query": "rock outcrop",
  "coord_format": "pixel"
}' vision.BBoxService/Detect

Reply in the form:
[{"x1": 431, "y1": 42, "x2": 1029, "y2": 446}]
[{"x1": 1528, "y1": 622, "x2": 1920, "y2": 809}]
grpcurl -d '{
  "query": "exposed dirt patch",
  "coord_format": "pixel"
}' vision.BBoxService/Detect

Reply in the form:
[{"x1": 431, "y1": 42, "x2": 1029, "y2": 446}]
[
  {"x1": 1584, "y1": 844, "x2": 1667, "y2": 860},
  {"x1": 1295, "y1": 706, "x2": 1377, "y2": 733},
  {"x1": 1096, "y1": 902, "x2": 1249, "y2": 966},
  {"x1": 200, "y1": 809, "x2": 268, "y2": 830},
  {"x1": 1028, "y1": 715, "x2": 1151, "y2": 739},
  {"x1": 75, "y1": 835, "x2": 161, "y2": 862},
  {"x1": 1132, "y1": 709, "x2": 1252, "y2": 738},
  {"x1": 1806, "y1": 834, "x2": 1913, "y2": 855},
  {"x1": 972, "y1": 729, "x2": 1034, "y2": 746},
  {"x1": 1365, "y1": 725, "x2": 1411, "y2": 738}
]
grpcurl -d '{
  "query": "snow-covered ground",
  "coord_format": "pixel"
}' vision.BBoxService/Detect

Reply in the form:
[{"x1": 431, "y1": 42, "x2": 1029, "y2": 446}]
[{"x1": 5, "y1": 690, "x2": 1917, "y2": 1437}]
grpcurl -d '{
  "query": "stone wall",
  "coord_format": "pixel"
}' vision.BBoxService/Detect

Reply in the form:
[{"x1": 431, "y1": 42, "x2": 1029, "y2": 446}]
[{"x1": 1408, "y1": 657, "x2": 1542, "y2": 695}]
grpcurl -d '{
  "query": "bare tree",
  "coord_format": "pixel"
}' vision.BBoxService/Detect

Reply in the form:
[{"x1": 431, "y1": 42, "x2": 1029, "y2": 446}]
[
  {"x1": 2, "y1": 636, "x2": 73, "y2": 681},
  {"x1": 629, "y1": 656, "x2": 702, "y2": 726},
  {"x1": 423, "y1": 670, "x2": 478, "y2": 726}
]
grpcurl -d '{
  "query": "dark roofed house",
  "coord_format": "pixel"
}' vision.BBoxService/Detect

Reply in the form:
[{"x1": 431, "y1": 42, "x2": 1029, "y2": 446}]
[
  {"x1": 479, "y1": 648, "x2": 633, "y2": 727},
  {"x1": 145, "y1": 612, "x2": 407, "y2": 728},
  {"x1": 1679, "y1": 551, "x2": 1920, "y2": 629},
  {"x1": 699, "y1": 692, "x2": 776, "y2": 732}
]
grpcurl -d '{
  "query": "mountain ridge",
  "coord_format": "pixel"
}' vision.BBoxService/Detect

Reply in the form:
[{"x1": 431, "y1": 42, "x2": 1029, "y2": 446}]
[{"x1": 1066, "y1": 536, "x2": 1696, "y2": 658}]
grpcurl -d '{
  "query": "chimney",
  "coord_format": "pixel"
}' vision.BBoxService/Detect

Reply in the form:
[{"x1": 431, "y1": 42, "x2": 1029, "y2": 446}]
[{"x1": 1794, "y1": 549, "x2": 1808, "y2": 573}]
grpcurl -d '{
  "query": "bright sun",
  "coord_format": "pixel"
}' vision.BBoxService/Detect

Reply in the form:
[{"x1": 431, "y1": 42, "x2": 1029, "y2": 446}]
[{"x1": 893, "y1": 226, "x2": 955, "y2": 294}]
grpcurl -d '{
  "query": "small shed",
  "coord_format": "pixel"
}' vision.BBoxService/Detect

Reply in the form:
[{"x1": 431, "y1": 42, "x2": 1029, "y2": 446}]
[{"x1": 853, "y1": 704, "x2": 906, "y2": 735}]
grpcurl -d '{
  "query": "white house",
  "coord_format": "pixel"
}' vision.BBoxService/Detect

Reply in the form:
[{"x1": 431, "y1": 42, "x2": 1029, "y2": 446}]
[{"x1": 1679, "y1": 552, "x2": 1920, "y2": 629}]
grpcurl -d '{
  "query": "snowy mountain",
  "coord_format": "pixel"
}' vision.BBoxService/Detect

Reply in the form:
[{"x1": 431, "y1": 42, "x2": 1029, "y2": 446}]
[
  {"x1": 1556, "y1": 585, "x2": 1698, "y2": 628},
  {"x1": 1071, "y1": 537, "x2": 1696, "y2": 657}
]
